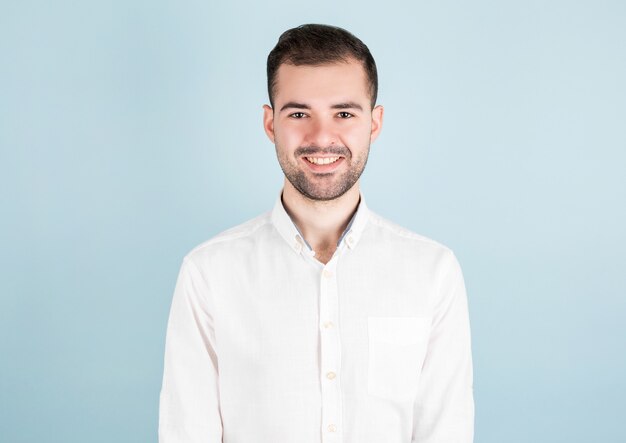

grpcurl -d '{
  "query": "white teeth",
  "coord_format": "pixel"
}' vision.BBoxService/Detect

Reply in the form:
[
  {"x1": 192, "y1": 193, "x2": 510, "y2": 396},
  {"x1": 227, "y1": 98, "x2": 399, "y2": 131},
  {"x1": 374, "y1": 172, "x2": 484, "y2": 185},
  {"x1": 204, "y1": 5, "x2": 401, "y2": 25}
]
[{"x1": 305, "y1": 156, "x2": 340, "y2": 165}]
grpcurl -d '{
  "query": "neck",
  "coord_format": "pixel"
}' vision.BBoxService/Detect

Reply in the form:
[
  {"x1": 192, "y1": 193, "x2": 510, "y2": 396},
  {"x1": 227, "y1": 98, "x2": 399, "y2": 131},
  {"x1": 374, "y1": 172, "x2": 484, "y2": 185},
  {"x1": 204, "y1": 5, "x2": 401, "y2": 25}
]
[{"x1": 281, "y1": 179, "x2": 360, "y2": 263}]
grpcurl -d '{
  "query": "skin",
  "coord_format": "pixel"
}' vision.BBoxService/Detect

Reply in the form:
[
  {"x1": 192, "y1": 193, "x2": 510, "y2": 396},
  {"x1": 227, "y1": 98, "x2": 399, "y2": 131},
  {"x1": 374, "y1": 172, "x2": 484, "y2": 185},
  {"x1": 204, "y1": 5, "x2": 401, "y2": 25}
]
[{"x1": 263, "y1": 58, "x2": 384, "y2": 264}]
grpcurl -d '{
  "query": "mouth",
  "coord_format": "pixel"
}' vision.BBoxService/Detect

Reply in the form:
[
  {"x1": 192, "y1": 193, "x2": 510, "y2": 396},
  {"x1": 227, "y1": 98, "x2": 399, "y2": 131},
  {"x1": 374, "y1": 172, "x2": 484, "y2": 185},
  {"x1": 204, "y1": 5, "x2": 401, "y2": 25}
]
[
  {"x1": 304, "y1": 156, "x2": 341, "y2": 165},
  {"x1": 301, "y1": 155, "x2": 345, "y2": 173}
]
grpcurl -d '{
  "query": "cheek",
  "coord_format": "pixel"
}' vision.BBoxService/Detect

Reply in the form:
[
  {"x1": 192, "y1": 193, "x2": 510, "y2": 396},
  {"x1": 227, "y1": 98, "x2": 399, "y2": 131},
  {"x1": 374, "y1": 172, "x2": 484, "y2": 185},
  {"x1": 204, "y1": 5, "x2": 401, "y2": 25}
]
[
  {"x1": 275, "y1": 124, "x2": 305, "y2": 148},
  {"x1": 340, "y1": 123, "x2": 371, "y2": 147}
]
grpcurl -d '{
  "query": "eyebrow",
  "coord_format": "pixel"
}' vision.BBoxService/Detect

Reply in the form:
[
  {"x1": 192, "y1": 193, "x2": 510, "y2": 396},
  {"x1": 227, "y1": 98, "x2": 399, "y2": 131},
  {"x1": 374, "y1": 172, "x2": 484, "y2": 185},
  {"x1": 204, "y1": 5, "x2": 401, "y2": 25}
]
[
  {"x1": 331, "y1": 102, "x2": 363, "y2": 111},
  {"x1": 279, "y1": 101, "x2": 364, "y2": 112},
  {"x1": 280, "y1": 102, "x2": 310, "y2": 112}
]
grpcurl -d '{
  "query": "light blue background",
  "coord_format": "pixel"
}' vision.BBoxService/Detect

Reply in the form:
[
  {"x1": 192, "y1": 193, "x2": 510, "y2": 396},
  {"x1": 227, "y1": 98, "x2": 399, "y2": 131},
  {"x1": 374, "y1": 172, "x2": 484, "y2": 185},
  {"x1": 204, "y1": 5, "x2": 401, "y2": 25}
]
[{"x1": 1, "y1": 1, "x2": 625, "y2": 442}]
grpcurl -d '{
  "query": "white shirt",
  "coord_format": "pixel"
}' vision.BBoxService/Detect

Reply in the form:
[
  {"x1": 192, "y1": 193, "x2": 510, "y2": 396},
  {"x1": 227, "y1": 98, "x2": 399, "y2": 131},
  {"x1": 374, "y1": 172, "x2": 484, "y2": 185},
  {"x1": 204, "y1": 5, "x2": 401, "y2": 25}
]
[{"x1": 159, "y1": 192, "x2": 474, "y2": 443}]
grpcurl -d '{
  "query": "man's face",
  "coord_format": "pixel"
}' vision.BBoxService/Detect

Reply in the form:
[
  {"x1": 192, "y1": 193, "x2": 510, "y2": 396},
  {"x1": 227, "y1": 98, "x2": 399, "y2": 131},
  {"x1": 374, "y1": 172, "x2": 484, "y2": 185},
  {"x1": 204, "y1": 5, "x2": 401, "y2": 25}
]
[{"x1": 263, "y1": 59, "x2": 383, "y2": 201}]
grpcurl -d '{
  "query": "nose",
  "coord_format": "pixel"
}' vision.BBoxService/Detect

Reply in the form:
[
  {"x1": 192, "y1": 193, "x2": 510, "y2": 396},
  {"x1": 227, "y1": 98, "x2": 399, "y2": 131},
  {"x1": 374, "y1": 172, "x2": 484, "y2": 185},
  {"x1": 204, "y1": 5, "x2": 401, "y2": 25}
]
[{"x1": 304, "y1": 117, "x2": 338, "y2": 148}]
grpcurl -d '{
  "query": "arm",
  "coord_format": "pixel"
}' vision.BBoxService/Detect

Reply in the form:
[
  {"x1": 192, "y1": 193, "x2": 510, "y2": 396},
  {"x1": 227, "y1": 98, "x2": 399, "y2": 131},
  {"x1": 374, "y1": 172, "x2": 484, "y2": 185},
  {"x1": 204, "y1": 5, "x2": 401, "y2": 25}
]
[
  {"x1": 159, "y1": 257, "x2": 223, "y2": 442},
  {"x1": 412, "y1": 251, "x2": 474, "y2": 442}
]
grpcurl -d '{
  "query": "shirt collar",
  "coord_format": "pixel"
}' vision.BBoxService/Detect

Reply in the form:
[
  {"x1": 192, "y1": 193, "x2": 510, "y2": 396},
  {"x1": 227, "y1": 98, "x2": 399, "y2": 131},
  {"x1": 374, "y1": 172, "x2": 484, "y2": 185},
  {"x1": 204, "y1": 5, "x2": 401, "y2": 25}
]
[{"x1": 270, "y1": 189, "x2": 370, "y2": 256}]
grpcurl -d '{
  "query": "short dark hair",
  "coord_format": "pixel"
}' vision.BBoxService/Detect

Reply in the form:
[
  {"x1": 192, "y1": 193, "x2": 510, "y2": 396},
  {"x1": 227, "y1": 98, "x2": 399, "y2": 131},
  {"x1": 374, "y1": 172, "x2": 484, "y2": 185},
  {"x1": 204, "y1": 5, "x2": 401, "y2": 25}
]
[{"x1": 267, "y1": 24, "x2": 378, "y2": 109}]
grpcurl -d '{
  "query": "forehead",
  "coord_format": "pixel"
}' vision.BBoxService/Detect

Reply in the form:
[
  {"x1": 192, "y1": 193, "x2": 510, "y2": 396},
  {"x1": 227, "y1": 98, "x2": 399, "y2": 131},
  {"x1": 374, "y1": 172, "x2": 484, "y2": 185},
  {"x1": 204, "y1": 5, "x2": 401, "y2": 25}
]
[{"x1": 274, "y1": 60, "x2": 369, "y2": 106}]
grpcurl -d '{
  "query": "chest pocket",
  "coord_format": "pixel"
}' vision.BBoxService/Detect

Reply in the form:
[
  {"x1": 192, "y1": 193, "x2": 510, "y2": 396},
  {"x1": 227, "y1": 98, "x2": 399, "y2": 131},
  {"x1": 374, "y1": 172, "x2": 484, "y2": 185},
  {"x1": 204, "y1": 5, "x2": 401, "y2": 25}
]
[{"x1": 367, "y1": 316, "x2": 431, "y2": 401}]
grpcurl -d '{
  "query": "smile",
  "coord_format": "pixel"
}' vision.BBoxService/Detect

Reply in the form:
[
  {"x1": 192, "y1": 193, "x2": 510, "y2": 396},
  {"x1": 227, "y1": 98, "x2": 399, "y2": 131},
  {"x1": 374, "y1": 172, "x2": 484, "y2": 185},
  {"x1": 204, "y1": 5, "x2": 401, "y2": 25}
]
[{"x1": 305, "y1": 156, "x2": 341, "y2": 165}]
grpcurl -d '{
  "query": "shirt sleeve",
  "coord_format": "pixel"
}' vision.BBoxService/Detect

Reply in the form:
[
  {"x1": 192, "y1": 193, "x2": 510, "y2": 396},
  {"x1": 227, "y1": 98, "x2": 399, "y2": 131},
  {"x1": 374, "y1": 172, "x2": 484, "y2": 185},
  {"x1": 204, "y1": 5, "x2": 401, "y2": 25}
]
[
  {"x1": 412, "y1": 251, "x2": 474, "y2": 442},
  {"x1": 159, "y1": 257, "x2": 223, "y2": 442}
]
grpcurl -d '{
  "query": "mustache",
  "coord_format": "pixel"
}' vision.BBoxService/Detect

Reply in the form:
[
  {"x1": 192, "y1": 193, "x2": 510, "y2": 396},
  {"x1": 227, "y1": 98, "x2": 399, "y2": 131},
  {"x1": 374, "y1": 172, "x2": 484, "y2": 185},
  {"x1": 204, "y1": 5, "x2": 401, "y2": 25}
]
[{"x1": 295, "y1": 145, "x2": 350, "y2": 157}]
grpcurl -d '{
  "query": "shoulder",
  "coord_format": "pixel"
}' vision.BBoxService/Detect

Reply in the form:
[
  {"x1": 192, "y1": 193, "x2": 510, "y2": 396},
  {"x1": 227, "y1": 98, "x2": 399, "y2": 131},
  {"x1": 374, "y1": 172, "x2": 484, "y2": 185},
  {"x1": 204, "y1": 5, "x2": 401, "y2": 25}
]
[
  {"x1": 364, "y1": 210, "x2": 464, "y2": 287},
  {"x1": 183, "y1": 210, "x2": 274, "y2": 265},
  {"x1": 363, "y1": 209, "x2": 463, "y2": 277},
  {"x1": 366, "y1": 210, "x2": 453, "y2": 254}
]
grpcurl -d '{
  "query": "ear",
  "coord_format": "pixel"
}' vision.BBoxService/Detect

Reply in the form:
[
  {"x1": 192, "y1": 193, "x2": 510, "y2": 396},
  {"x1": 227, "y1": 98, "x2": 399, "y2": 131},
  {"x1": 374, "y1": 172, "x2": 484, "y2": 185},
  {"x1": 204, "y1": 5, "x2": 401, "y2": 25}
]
[
  {"x1": 263, "y1": 104, "x2": 275, "y2": 143},
  {"x1": 370, "y1": 105, "x2": 384, "y2": 143}
]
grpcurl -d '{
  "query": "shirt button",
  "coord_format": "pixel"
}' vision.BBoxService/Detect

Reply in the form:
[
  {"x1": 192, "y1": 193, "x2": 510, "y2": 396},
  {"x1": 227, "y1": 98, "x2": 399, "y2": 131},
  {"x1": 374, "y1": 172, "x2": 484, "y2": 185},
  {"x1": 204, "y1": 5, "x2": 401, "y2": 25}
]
[
  {"x1": 327, "y1": 424, "x2": 337, "y2": 432},
  {"x1": 323, "y1": 321, "x2": 334, "y2": 329},
  {"x1": 347, "y1": 236, "x2": 355, "y2": 246},
  {"x1": 293, "y1": 237, "x2": 302, "y2": 252},
  {"x1": 322, "y1": 269, "x2": 333, "y2": 278},
  {"x1": 326, "y1": 371, "x2": 336, "y2": 380}
]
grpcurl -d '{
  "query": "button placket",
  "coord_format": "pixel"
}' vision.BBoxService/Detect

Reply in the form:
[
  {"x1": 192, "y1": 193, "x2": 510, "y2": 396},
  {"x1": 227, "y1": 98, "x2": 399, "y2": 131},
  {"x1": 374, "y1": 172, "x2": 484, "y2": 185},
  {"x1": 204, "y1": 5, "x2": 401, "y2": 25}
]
[{"x1": 319, "y1": 259, "x2": 342, "y2": 442}]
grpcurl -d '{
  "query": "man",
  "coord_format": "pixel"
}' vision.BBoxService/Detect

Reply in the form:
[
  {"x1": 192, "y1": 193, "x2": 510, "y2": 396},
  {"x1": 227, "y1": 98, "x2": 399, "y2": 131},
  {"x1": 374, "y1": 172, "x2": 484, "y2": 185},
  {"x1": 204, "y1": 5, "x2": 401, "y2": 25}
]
[{"x1": 159, "y1": 24, "x2": 474, "y2": 443}]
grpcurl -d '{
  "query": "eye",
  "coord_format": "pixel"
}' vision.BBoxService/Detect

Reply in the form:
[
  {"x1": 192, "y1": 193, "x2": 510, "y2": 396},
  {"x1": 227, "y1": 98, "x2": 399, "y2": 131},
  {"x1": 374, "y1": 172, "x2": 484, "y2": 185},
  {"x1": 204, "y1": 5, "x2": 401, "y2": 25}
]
[
  {"x1": 337, "y1": 111, "x2": 354, "y2": 119},
  {"x1": 289, "y1": 112, "x2": 307, "y2": 119}
]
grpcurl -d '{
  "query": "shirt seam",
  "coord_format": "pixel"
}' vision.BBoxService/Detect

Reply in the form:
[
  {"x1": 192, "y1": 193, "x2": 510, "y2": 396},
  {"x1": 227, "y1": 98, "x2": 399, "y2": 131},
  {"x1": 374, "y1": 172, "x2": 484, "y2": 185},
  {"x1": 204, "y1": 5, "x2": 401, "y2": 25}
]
[
  {"x1": 186, "y1": 213, "x2": 272, "y2": 256},
  {"x1": 367, "y1": 212, "x2": 452, "y2": 251},
  {"x1": 182, "y1": 255, "x2": 211, "y2": 292},
  {"x1": 433, "y1": 249, "x2": 456, "y2": 303}
]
